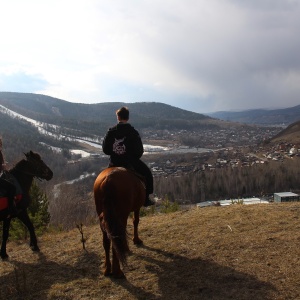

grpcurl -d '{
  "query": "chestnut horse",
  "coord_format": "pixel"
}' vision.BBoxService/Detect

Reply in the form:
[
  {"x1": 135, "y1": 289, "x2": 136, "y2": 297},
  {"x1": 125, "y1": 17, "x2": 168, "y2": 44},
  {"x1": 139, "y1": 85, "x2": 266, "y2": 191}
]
[
  {"x1": 0, "y1": 151, "x2": 53, "y2": 259},
  {"x1": 94, "y1": 167, "x2": 146, "y2": 278}
]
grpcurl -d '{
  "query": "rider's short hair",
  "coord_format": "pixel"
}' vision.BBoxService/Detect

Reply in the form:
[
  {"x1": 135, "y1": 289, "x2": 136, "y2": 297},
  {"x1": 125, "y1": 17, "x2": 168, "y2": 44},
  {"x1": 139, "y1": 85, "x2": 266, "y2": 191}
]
[{"x1": 116, "y1": 107, "x2": 129, "y2": 121}]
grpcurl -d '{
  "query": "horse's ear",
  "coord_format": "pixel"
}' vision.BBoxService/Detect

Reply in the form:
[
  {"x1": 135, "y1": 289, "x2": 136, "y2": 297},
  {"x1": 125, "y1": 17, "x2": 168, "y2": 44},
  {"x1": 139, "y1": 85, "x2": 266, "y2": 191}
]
[{"x1": 24, "y1": 152, "x2": 30, "y2": 159}]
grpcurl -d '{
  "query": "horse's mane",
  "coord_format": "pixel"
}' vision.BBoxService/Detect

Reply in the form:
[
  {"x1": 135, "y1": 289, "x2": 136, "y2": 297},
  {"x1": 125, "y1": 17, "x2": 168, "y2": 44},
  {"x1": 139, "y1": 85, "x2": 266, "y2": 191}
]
[
  {"x1": 9, "y1": 159, "x2": 26, "y2": 175},
  {"x1": 9, "y1": 151, "x2": 40, "y2": 173}
]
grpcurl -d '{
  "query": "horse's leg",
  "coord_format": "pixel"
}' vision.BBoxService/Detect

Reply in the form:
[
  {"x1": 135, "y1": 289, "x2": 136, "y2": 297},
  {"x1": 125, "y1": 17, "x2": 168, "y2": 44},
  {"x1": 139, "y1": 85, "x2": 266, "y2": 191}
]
[
  {"x1": 132, "y1": 209, "x2": 143, "y2": 245},
  {"x1": 1, "y1": 218, "x2": 11, "y2": 260},
  {"x1": 112, "y1": 247, "x2": 125, "y2": 278},
  {"x1": 102, "y1": 228, "x2": 112, "y2": 276},
  {"x1": 100, "y1": 213, "x2": 112, "y2": 276},
  {"x1": 17, "y1": 211, "x2": 39, "y2": 252}
]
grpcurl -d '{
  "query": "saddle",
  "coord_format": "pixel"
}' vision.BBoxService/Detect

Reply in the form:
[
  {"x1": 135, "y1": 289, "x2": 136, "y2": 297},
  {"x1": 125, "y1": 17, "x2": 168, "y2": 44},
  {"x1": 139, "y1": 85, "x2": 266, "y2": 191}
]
[{"x1": 108, "y1": 163, "x2": 146, "y2": 189}]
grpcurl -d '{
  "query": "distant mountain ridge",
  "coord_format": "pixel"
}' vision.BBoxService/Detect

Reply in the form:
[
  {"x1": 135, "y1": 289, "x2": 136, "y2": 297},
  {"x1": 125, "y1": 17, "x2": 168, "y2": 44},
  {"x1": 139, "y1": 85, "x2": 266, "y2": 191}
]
[
  {"x1": 207, "y1": 105, "x2": 300, "y2": 126},
  {"x1": 0, "y1": 92, "x2": 210, "y2": 129}
]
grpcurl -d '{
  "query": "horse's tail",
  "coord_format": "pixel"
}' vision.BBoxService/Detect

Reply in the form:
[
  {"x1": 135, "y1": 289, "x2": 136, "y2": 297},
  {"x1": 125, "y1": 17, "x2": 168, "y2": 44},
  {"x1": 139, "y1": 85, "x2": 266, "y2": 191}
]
[{"x1": 102, "y1": 179, "x2": 129, "y2": 266}]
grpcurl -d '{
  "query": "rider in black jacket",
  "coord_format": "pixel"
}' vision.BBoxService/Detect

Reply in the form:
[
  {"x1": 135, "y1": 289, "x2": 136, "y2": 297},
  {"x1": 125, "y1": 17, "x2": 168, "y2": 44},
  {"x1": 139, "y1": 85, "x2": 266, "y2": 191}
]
[{"x1": 102, "y1": 107, "x2": 154, "y2": 207}]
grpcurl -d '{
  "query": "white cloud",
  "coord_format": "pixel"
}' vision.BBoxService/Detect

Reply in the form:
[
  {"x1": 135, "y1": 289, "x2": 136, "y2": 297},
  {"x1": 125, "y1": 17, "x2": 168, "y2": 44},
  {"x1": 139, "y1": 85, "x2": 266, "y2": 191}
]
[{"x1": 0, "y1": 0, "x2": 300, "y2": 112}]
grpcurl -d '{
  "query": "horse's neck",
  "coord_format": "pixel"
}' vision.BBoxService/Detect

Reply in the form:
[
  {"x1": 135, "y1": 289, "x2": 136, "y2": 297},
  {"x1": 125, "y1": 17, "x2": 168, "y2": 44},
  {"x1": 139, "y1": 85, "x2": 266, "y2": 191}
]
[{"x1": 10, "y1": 169, "x2": 33, "y2": 194}]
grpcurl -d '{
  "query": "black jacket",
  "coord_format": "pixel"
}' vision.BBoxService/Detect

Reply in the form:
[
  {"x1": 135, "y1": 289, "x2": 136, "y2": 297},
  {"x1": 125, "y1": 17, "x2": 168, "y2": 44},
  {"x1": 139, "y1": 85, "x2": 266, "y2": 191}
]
[{"x1": 102, "y1": 123, "x2": 144, "y2": 165}]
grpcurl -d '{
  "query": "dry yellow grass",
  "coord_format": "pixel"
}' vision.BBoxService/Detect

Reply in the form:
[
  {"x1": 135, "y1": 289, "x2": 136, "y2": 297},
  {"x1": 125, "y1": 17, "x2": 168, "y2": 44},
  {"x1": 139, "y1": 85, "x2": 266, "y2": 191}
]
[{"x1": 1, "y1": 202, "x2": 300, "y2": 300}]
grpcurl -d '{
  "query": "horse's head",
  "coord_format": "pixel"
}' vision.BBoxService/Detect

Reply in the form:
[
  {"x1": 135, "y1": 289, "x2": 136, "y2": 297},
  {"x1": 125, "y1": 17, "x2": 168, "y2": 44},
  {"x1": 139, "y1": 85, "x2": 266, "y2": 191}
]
[{"x1": 24, "y1": 151, "x2": 53, "y2": 181}]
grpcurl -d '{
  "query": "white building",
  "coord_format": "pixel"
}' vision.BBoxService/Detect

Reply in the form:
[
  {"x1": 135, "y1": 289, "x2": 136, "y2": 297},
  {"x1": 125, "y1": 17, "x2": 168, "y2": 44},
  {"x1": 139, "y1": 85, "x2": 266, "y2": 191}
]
[{"x1": 274, "y1": 192, "x2": 300, "y2": 203}]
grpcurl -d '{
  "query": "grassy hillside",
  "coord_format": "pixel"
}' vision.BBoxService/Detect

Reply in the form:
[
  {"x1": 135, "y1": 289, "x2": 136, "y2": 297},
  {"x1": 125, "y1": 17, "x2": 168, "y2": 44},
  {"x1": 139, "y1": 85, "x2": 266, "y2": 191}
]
[
  {"x1": 1, "y1": 203, "x2": 300, "y2": 300},
  {"x1": 270, "y1": 120, "x2": 300, "y2": 143}
]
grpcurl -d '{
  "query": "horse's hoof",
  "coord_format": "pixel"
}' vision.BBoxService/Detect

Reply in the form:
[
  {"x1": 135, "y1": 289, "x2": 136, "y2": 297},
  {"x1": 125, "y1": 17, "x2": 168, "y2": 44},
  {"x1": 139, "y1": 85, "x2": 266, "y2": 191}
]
[
  {"x1": 104, "y1": 269, "x2": 112, "y2": 276},
  {"x1": 1, "y1": 254, "x2": 9, "y2": 260},
  {"x1": 133, "y1": 238, "x2": 143, "y2": 245},
  {"x1": 113, "y1": 272, "x2": 126, "y2": 279},
  {"x1": 31, "y1": 245, "x2": 40, "y2": 252}
]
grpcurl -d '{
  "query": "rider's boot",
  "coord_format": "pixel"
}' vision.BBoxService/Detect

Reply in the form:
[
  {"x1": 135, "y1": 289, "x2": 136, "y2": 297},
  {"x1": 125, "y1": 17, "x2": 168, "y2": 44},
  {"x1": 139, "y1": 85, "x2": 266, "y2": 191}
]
[{"x1": 144, "y1": 194, "x2": 155, "y2": 207}]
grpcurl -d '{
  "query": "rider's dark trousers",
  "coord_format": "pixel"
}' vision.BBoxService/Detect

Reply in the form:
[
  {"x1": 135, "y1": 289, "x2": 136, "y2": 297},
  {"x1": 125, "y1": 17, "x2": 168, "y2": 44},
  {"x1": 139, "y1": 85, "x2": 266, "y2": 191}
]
[{"x1": 130, "y1": 159, "x2": 153, "y2": 195}]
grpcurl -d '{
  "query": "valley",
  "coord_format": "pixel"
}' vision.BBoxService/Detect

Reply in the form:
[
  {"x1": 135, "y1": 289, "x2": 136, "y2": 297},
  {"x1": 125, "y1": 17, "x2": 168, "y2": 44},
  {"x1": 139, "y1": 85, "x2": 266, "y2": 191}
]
[{"x1": 1, "y1": 92, "x2": 300, "y2": 229}]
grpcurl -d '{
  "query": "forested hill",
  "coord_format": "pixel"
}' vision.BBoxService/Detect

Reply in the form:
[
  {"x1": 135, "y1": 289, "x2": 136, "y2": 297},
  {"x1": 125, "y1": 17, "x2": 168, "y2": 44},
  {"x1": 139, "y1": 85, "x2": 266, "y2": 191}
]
[{"x1": 0, "y1": 92, "x2": 212, "y2": 134}]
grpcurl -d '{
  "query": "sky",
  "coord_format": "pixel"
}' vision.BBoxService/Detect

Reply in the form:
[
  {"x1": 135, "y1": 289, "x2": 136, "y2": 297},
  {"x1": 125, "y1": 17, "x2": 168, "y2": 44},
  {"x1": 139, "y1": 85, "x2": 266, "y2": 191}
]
[{"x1": 0, "y1": 0, "x2": 300, "y2": 114}]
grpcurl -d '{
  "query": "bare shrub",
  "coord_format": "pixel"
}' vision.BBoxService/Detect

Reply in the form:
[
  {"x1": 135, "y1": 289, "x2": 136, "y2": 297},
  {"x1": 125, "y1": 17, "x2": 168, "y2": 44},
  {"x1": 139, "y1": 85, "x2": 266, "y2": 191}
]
[{"x1": 49, "y1": 177, "x2": 97, "y2": 230}]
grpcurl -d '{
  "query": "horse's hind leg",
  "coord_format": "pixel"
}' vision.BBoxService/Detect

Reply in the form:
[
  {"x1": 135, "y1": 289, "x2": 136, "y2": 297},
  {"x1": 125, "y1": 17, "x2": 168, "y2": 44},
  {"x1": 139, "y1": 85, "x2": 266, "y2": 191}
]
[
  {"x1": 18, "y1": 211, "x2": 39, "y2": 252},
  {"x1": 102, "y1": 227, "x2": 112, "y2": 276},
  {"x1": 101, "y1": 222, "x2": 125, "y2": 278},
  {"x1": 1, "y1": 218, "x2": 11, "y2": 260},
  {"x1": 112, "y1": 247, "x2": 125, "y2": 279},
  {"x1": 132, "y1": 210, "x2": 143, "y2": 245}
]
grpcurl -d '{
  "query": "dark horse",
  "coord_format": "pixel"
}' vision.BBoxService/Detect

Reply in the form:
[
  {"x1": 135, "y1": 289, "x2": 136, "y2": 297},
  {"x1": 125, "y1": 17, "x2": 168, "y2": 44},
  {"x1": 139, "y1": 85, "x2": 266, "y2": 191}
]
[
  {"x1": 0, "y1": 151, "x2": 53, "y2": 259},
  {"x1": 94, "y1": 167, "x2": 145, "y2": 278}
]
